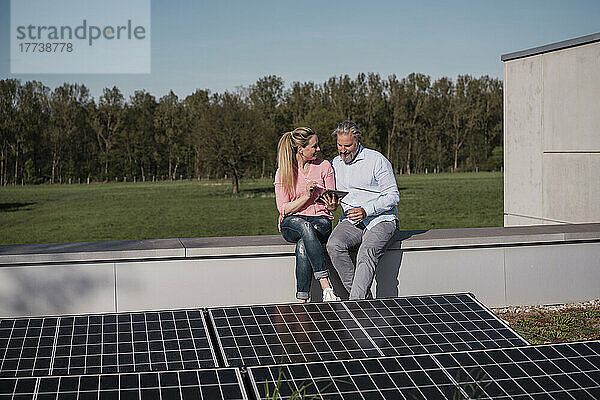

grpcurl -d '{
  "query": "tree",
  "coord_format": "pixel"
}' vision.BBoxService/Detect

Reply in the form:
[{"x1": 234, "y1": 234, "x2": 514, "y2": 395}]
[
  {"x1": 399, "y1": 73, "x2": 430, "y2": 174},
  {"x1": 481, "y1": 76, "x2": 503, "y2": 161},
  {"x1": 92, "y1": 87, "x2": 124, "y2": 181},
  {"x1": 48, "y1": 83, "x2": 92, "y2": 183},
  {"x1": 323, "y1": 75, "x2": 359, "y2": 121},
  {"x1": 121, "y1": 90, "x2": 157, "y2": 182},
  {"x1": 0, "y1": 79, "x2": 19, "y2": 185},
  {"x1": 183, "y1": 89, "x2": 210, "y2": 179},
  {"x1": 15, "y1": 81, "x2": 50, "y2": 185},
  {"x1": 283, "y1": 81, "x2": 318, "y2": 126},
  {"x1": 362, "y1": 73, "x2": 389, "y2": 154},
  {"x1": 426, "y1": 77, "x2": 453, "y2": 172},
  {"x1": 154, "y1": 91, "x2": 184, "y2": 180},
  {"x1": 447, "y1": 75, "x2": 472, "y2": 171},
  {"x1": 249, "y1": 76, "x2": 285, "y2": 178},
  {"x1": 207, "y1": 92, "x2": 265, "y2": 194}
]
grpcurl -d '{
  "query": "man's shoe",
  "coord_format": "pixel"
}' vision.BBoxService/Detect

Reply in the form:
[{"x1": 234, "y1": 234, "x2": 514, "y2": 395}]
[{"x1": 322, "y1": 288, "x2": 340, "y2": 302}]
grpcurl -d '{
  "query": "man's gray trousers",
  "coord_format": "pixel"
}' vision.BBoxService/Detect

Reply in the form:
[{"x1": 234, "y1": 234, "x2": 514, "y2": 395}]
[{"x1": 326, "y1": 219, "x2": 397, "y2": 300}]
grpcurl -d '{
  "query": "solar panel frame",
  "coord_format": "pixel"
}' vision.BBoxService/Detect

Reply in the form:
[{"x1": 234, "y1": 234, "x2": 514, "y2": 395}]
[
  {"x1": 0, "y1": 309, "x2": 218, "y2": 378},
  {"x1": 209, "y1": 293, "x2": 529, "y2": 367},
  {"x1": 0, "y1": 367, "x2": 248, "y2": 400}
]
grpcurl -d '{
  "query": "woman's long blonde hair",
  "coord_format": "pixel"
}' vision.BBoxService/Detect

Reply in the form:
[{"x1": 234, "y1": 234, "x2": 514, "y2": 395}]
[{"x1": 277, "y1": 127, "x2": 316, "y2": 194}]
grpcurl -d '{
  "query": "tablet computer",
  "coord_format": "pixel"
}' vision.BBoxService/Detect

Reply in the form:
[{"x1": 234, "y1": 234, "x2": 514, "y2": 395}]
[{"x1": 315, "y1": 189, "x2": 348, "y2": 204}]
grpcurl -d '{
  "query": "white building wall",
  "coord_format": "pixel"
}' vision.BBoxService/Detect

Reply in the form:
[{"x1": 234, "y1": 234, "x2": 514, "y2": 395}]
[{"x1": 504, "y1": 39, "x2": 600, "y2": 226}]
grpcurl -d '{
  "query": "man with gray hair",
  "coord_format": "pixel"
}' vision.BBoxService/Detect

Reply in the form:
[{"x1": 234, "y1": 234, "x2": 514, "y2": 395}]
[{"x1": 326, "y1": 121, "x2": 400, "y2": 299}]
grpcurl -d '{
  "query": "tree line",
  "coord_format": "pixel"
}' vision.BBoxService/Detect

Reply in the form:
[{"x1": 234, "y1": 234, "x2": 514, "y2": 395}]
[{"x1": 0, "y1": 73, "x2": 503, "y2": 193}]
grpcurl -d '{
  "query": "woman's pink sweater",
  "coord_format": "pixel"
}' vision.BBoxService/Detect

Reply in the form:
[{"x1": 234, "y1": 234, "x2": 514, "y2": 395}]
[{"x1": 274, "y1": 158, "x2": 335, "y2": 219}]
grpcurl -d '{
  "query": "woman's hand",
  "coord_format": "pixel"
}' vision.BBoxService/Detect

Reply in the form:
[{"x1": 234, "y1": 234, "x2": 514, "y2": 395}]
[
  {"x1": 305, "y1": 180, "x2": 317, "y2": 198},
  {"x1": 322, "y1": 192, "x2": 339, "y2": 212},
  {"x1": 282, "y1": 181, "x2": 317, "y2": 216}
]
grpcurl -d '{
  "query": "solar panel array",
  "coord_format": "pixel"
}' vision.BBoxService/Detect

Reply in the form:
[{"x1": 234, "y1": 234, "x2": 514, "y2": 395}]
[
  {"x1": 1, "y1": 293, "x2": 598, "y2": 399},
  {"x1": 0, "y1": 310, "x2": 217, "y2": 377},
  {"x1": 248, "y1": 341, "x2": 600, "y2": 400},
  {"x1": 209, "y1": 294, "x2": 527, "y2": 367}
]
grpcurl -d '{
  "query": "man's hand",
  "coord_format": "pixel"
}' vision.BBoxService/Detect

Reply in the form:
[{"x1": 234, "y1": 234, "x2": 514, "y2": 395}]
[
  {"x1": 347, "y1": 207, "x2": 366, "y2": 222},
  {"x1": 322, "y1": 192, "x2": 339, "y2": 211}
]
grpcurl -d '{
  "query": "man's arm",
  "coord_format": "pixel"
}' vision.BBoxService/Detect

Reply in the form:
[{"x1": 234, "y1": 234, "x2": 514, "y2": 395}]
[{"x1": 363, "y1": 155, "x2": 400, "y2": 217}]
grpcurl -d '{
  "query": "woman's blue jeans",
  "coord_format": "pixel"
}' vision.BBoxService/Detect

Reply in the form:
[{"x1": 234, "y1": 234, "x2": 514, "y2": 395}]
[{"x1": 280, "y1": 215, "x2": 332, "y2": 300}]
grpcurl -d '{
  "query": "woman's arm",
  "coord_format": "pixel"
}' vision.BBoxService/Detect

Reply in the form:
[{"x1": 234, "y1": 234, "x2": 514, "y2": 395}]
[
  {"x1": 281, "y1": 182, "x2": 316, "y2": 216},
  {"x1": 275, "y1": 172, "x2": 315, "y2": 217}
]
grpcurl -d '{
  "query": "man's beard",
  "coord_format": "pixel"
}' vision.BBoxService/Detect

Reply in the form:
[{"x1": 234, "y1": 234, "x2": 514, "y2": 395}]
[{"x1": 341, "y1": 147, "x2": 359, "y2": 164}]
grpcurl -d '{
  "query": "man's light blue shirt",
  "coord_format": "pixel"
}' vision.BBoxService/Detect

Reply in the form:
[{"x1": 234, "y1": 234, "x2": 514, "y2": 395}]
[{"x1": 332, "y1": 145, "x2": 400, "y2": 229}]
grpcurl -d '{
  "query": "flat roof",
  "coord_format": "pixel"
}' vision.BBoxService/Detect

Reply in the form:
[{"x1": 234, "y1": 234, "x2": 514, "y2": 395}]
[{"x1": 501, "y1": 32, "x2": 600, "y2": 62}]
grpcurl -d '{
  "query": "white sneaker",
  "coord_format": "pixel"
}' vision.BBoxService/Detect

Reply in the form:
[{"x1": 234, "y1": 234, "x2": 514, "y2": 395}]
[{"x1": 322, "y1": 288, "x2": 340, "y2": 302}]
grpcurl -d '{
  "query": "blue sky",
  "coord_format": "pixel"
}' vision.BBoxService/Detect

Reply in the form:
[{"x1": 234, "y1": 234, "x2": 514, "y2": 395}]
[{"x1": 1, "y1": 0, "x2": 599, "y2": 100}]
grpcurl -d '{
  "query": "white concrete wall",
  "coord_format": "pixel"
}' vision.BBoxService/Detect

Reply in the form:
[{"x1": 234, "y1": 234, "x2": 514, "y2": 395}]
[
  {"x1": 0, "y1": 263, "x2": 115, "y2": 317},
  {"x1": 504, "y1": 41, "x2": 600, "y2": 226},
  {"x1": 115, "y1": 256, "x2": 298, "y2": 311}
]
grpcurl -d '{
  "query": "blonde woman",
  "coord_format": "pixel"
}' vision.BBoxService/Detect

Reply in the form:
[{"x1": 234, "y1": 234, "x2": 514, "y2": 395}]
[{"x1": 274, "y1": 127, "x2": 340, "y2": 302}]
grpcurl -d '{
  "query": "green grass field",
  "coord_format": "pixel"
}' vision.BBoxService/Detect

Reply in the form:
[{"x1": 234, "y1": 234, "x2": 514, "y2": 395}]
[{"x1": 0, "y1": 172, "x2": 503, "y2": 245}]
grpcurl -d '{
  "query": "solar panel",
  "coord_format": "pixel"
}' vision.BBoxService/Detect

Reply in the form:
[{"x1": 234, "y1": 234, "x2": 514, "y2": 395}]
[
  {"x1": 345, "y1": 294, "x2": 528, "y2": 356},
  {"x1": 209, "y1": 302, "x2": 383, "y2": 367},
  {"x1": 209, "y1": 294, "x2": 527, "y2": 367},
  {"x1": 0, "y1": 317, "x2": 58, "y2": 377},
  {"x1": 435, "y1": 340, "x2": 600, "y2": 399},
  {"x1": 0, "y1": 310, "x2": 217, "y2": 377},
  {"x1": 248, "y1": 354, "x2": 462, "y2": 400},
  {"x1": 0, "y1": 367, "x2": 247, "y2": 400},
  {"x1": 248, "y1": 341, "x2": 600, "y2": 400}
]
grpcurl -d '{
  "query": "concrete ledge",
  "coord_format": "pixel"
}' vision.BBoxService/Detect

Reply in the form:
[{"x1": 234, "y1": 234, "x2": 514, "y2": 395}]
[
  {"x1": 396, "y1": 223, "x2": 600, "y2": 249},
  {"x1": 0, "y1": 239, "x2": 185, "y2": 264},
  {"x1": 181, "y1": 236, "x2": 295, "y2": 257},
  {"x1": 1, "y1": 223, "x2": 599, "y2": 265}
]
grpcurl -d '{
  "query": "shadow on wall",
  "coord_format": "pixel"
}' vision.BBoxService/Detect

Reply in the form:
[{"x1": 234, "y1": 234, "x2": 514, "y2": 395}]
[
  {"x1": 375, "y1": 230, "x2": 428, "y2": 298},
  {"x1": 0, "y1": 265, "x2": 114, "y2": 318}
]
